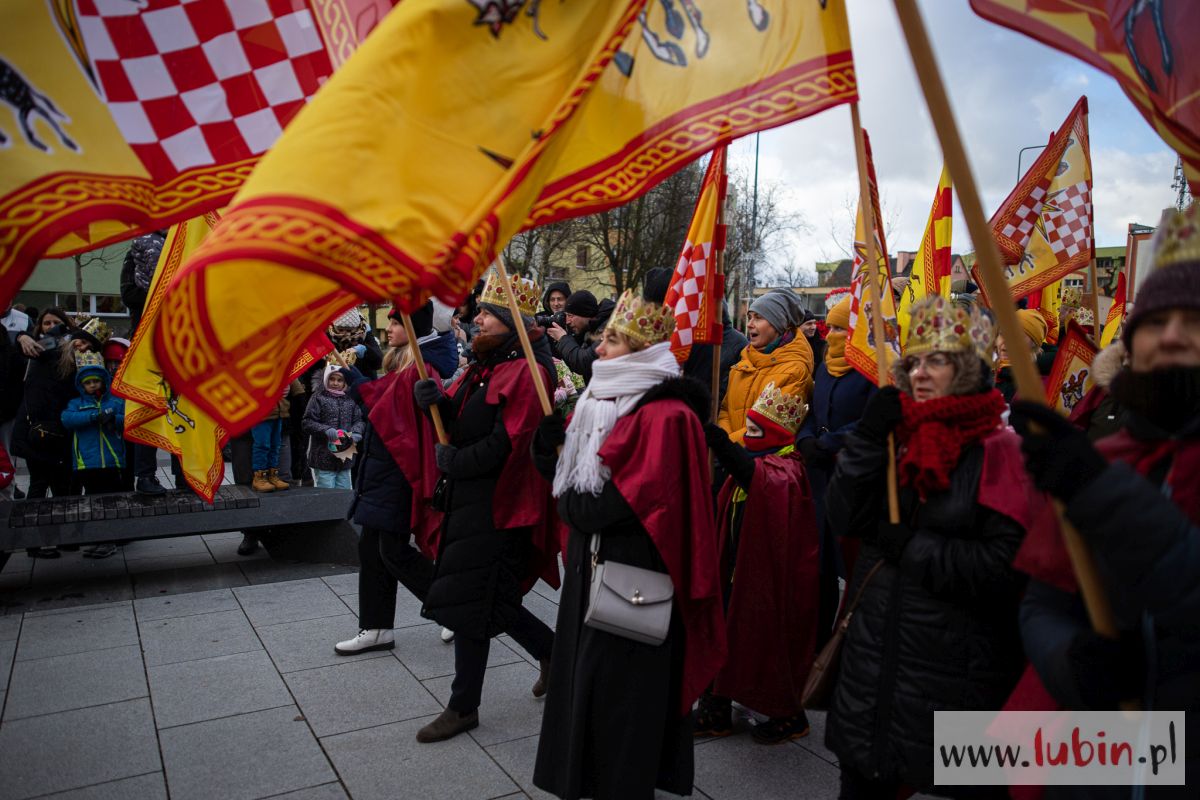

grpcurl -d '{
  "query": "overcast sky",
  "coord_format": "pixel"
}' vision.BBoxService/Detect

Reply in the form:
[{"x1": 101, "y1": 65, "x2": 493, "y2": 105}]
[{"x1": 728, "y1": 0, "x2": 1180, "y2": 281}]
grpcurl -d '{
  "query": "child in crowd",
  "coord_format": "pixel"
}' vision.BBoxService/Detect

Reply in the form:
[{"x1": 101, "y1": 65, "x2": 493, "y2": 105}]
[
  {"x1": 302, "y1": 364, "x2": 363, "y2": 489},
  {"x1": 61, "y1": 352, "x2": 125, "y2": 558},
  {"x1": 250, "y1": 380, "x2": 302, "y2": 493}
]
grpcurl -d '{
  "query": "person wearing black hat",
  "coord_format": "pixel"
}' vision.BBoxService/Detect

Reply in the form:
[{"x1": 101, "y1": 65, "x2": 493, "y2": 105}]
[
  {"x1": 543, "y1": 281, "x2": 571, "y2": 314},
  {"x1": 1009, "y1": 207, "x2": 1200, "y2": 797},
  {"x1": 800, "y1": 308, "x2": 825, "y2": 365},
  {"x1": 545, "y1": 289, "x2": 614, "y2": 384}
]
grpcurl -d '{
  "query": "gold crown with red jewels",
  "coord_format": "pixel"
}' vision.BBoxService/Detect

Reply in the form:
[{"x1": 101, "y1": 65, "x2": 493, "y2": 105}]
[
  {"x1": 904, "y1": 296, "x2": 995, "y2": 361},
  {"x1": 74, "y1": 350, "x2": 105, "y2": 370},
  {"x1": 749, "y1": 382, "x2": 808, "y2": 434},
  {"x1": 1151, "y1": 202, "x2": 1200, "y2": 269},
  {"x1": 478, "y1": 271, "x2": 541, "y2": 318},
  {"x1": 607, "y1": 289, "x2": 675, "y2": 347},
  {"x1": 74, "y1": 315, "x2": 111, "y2": 343}
]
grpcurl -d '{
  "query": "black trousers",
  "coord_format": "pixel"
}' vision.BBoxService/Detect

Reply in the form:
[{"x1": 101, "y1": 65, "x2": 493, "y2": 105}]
[
  {"x1": 448, "y1": 608, "x2": 554, "y2": 713},
  {"x1": 357, "y1": 526, "x2": 437, "y2": 630},
  {"x1": 79, "y1": 468, "x2": 123, "y2": 495},
  {"x1": 132, "y1": 442, "x2": 158, "y2": 479},
  {"x1": 26, "y1": 458, "x2": 75, "y2": 498}
]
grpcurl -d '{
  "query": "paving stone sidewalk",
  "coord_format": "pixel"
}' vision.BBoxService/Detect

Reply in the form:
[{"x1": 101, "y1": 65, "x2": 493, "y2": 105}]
[{"x1": 0, "y1": 566, "x2": 845, "y2": 799}]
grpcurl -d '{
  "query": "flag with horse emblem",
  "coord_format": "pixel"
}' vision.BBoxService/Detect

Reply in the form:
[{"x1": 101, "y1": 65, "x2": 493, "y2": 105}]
[
  {"x1": 0, "y1": 0, "x2": 398, "y2": 307},
  {"x1": 846, "y1": 129, "x2": 899, "y2": 386},
  {"x1": 110, "y1": 211, "x2": 324, "y2": 501},
  {"x1": 976, "y1": 96, "x2": 1093, "y2": 305},
  {"x1": 665, "y1": 144, "x2": 727, "y2": 365},
  {"x1": 1045, "y1": 320, "x2": 1098, "y2": 414},
  {"x1": 971, "y1": 0, "x2": 1200, "y2": 194},
  {"x1": 156, "y1": 0, "x2": 859, "y2": 434}
]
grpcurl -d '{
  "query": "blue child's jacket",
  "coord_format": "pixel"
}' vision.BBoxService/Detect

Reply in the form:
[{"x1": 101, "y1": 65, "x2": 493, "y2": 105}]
[{"x1": 61, "y1": 364, "x2": 126, "y2": 471}]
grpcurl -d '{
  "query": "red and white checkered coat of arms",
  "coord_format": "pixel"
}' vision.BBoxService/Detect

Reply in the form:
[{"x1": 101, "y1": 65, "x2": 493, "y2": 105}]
[{"x1": 76, "y1": 0, "x2": 334, "y2": 180}]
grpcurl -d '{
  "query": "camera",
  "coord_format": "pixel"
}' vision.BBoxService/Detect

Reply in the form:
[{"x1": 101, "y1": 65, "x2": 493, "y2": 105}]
[{"x1": 535, "y1": 311, "x2": 567, "y2": 330}]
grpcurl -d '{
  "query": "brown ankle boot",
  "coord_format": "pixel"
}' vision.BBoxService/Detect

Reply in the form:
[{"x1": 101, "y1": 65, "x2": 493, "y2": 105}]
[
  {"x1": 415, "y1": 708, "x2": 478, "y2": 743},
  {"x1": 251, "y1": 470, "x2": 275, "y2": 492},
  {"x1": 532, "y1": 658, "x2": 551, "y2": 698},
  {"x1": 267, "y1": 468, "x2": 290, "y2": 490}
]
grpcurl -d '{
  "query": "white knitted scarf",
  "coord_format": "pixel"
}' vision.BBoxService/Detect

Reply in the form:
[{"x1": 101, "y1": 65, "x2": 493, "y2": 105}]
[{"x1": 552, "y1": 341, "x2": 680, "y2": 498}]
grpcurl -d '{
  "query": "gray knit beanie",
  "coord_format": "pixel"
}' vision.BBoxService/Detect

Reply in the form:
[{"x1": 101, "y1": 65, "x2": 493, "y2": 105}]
[{"x1": 749, "y1": 288, "x2": 803, "y2": 333}]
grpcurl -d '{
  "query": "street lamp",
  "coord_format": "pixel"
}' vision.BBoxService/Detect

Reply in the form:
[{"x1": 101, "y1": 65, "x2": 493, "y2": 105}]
[{"x1": 1016, "y1": 144, "x2": 1048, "y2": 182}]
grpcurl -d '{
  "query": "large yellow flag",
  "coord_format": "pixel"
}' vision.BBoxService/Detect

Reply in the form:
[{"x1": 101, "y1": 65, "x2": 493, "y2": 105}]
[
  {"x1": 156, "y1": 0, "x2": 859, "y2": 433},
  {"x1": 1099, "y1": 271, "x2": 1126, "y2": 348},
  {"x1": 0, "y1": 0, "x2": 397, "y2": 307},
  {"x1": 846, "y1": 131, "x2": 899, "y2": 386},
  {"x1": 111, "y1": 213, "x2": 322, "y2": 501},
  {"x1": 897, "y1": 164, "x2": 953, "y2": 341}
]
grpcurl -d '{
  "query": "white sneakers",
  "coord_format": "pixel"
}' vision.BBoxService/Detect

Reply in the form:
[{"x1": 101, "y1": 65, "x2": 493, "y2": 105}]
[
  {"x1": 334, "y1": 629, "x2": 395, "y2": 655},
  {"x1": 440, "y1": 627, "x2": 455, "y2": 644}
]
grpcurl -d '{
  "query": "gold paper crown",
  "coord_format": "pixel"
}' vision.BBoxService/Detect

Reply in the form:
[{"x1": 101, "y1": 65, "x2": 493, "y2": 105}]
[
  {"x1": 74, "y1": 314, "x2": 111, "y2": 343},
  {"x1": 607, "y1": 289, "x2": 675, "y2": 347},
  {"x1": 75, "y1": 351, "x2": 105, "y2": 371},
  {"x1": 324, "y1": 349, "x2": 358, "y2": 367},
  {"x1": 904, "y1": 296, "x2": 995, "y2": 361},
  {"x1": 478, "y1": 271, "x2": 541, "y2": 318},
  {"x1": 1151, "y1": 203, "x2": 1200, "y2": 270},
  {"x1": 749, "y1": 382, "x2": 808, "y2": 434},
  {"x1": 1073, "y1": 307, "x2": 1094, "y2": 326},
  {"x1": 1061, "y1": 287, "x2": 1082, "y2": 308}
]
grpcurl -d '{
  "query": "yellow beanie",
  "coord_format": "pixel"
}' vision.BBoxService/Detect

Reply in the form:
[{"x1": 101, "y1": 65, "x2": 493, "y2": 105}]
[
  {"x1": 826, "y1": 296, "x2": 852, "y2": 330},
  {"x1": 1016, "y1": 308, "x2": 1048, "y2": 347}
]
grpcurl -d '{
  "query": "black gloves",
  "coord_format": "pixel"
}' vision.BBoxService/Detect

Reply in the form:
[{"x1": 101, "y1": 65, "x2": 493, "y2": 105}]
[
  {"x1": 413, "y1": 378, "x2": 443, "y2": 410},
  {"x1": 1009, "y1": 400, "x2": 1108, "y2": 501},
  {"x1": 797, "y1": 436, "x2": 833, "y2": 469},
  {"x1": 1067, "y1": 630, "x2": 1144, "y2": 709},
  {"x1": 435, "y1": 443, "x2": 457, "y2": 474},
  {"x1": 705, "y1": 423, "x2": 755, "y2": 490},
  {"x1": 875, "y1": 520, "x2": 914, "y2": 563},
  {"x1": 857, "y1": 386, "x2": 903, "y2": 443},
  {"x1": 536, "y1": 412, "x2": 566, "y2": 451}
]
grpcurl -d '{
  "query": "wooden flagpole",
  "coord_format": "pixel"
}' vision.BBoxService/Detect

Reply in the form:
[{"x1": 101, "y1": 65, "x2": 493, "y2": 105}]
[
  {"x1": 849, "y1": 103, "x2": 901, "y2": 525},
  {"x1": 892, "y1": 0, "x2": 1117, "y2": 638},
  {"x1": 400, "y1": 313, "x2": 449, "y2": 445},
  {"x1": 1089, "y1": 260, "x2": 1103, "y2": 348},
  {"x1": 494, "y1": 256, "x2": 554, "y2": 416},
  {"x1": 710, "y1": 171, "x2": 727, "y2": 424}
]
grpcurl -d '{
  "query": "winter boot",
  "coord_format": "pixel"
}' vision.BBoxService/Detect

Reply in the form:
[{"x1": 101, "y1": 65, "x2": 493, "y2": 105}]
[
  {"x1": 751, "y1": 711, "x2": 811, "y2": 745},
  {"x1": 335, "y1": 629, "x2": 395, "y2": 655},
  {"x1": 532, "y1": 658, "x2": 551, "y2": 698},
  {"x1": 693, "y1": 692, "x2": 734, "y2": 738},
  {"x1": 267, "y1": 468, "x2": 290, "y2": 490},
  {"x1": 416, "y1": 708, "x2": 479, "y2": 743},
  {"x1": 251, "y1": 470, "x2": 274, "y2": 492}
]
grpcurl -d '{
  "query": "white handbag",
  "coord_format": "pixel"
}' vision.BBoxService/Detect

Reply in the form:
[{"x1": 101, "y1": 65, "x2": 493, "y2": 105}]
[{"x1": 583, "y1": 533, "x2": 674, "y2": 646}]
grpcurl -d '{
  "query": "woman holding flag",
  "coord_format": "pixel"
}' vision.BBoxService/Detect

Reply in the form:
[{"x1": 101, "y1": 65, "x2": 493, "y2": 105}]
[
  {"x1": 531, "y1": 289, "x2": 725, "y2": 800},
  {"x1": 824, "y1": 296, "x2": 1039, "y2": 797}
]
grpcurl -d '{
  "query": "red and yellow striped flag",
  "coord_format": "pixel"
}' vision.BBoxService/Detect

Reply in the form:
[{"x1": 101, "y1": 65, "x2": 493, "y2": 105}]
[
  {"x1": 665, "y1": 145, "x2": 727, "y2": 365},
  {"x1": 897, "y1": 163, "x2": 953, "y2": 340},
  {"x1": 1100, "y1": 271, "x2": 1126, "y2": 348},
  {"x1": 846, "y1": 130, "x2": 899, "y2": 386},
  {"x1": 156, "y1": 0, "x2": 859, "y2": 433}
]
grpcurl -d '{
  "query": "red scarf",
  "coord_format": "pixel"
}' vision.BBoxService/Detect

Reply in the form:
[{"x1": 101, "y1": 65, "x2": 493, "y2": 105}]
[{"x1": 896, "y1": 389, "x2": 1007, "y2": 500}]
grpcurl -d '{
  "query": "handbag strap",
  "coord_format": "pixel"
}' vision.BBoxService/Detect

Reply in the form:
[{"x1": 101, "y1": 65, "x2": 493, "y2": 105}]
[
  {"x1": 589, "y1": 533, "x2": 600, "y2": 569},
  {"x1": 839, "y1": 560, "x2": 885, "y2": 621}
]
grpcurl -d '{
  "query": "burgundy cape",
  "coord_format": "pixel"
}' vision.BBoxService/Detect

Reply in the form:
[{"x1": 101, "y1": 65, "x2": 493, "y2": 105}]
[
  {"x1": 357, "y1": 363, "x2": 444, "y2": 559},
  {"x1": 446, "y1": 358, "x2": 561, "y2": 592},
  {"x1": 713, "y1": 452, "x2": 820, "y2": 717},
  {"x1": 600, "y1": 398, "x2": 727, "y2": 716}
]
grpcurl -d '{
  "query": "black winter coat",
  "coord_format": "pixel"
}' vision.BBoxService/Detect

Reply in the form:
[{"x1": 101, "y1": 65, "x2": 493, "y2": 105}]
[
  {"x1": 347, "y1": 421, "x2": 414, "y2": 533},
  {"x1": 10, "y1": 347, "x2": 76, "y2": 465},
  {"x1": 824, "y1": 424, "x2": 1026, "y2": 791},
  {"x1": 420, "y1": 338, "x2": 553, "y2": 639},
  {"x1": 301, "y1": 390, "x2": 363, "y2": 472}
]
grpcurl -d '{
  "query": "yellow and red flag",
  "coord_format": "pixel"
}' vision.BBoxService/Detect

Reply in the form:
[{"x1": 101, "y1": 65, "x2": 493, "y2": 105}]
[
  {"x1": 977, "y1": 97, "x2": 1093, "y2": 304},
  {"x1": 1099, "y1": 271, "x2": 1127, "y2": 348},
  {"x1": 1027, "y1": 279, "x2": 1065, "y2": 346},
  {"x1": 665, "y1": 145, "x2": 727, "y2": 365},
  {"x1": 155, "y1": 0, "x2": 859, "y2": 433},
  {"x1": 846, "y1": 130, "x2": 899, "y2": 386},
  {"x1": 971, "y1": 0, "x2": 1200, "y2": 195},
  {"x1": 0, "y1": 0, "x2": 397, "y2": 308},
  {"x1": 897, "y1": 163, "x2": 953, "y2": 340},
  {"x1": 110, "y1": 212, "x2": 323, "y2": 501},
  {"x1": 1045, "y1": 320, "x2": 1099, "y2": 414}
]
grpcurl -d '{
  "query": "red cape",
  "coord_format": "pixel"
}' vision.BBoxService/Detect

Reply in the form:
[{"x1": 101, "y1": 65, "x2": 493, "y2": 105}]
[
  {"x1": 447, "y1": 358, "x2": 561, "y2": 592},
  {"x1": 600, "y1": 398, "x2": 727, "y2": 716},
  {"x1": 358, "y1": 364, "x2": 444, "y2": 560},
  {"x1": 713, "y1": 452, "x2": 820, "y2": 717}
]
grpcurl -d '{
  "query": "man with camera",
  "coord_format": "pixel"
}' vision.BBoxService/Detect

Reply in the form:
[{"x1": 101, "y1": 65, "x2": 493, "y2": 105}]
[{"x1": 544, "y1": 290, "x2": 614, "y2": 384}]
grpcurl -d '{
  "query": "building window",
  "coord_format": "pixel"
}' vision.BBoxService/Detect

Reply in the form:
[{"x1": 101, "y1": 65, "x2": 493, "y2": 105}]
[
  {"x1": 55, "y1": 294, "x2": 128, "y2": 317},
  {"x1": 575, "y1": 245, "x2": 588, "y2": 268}
]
